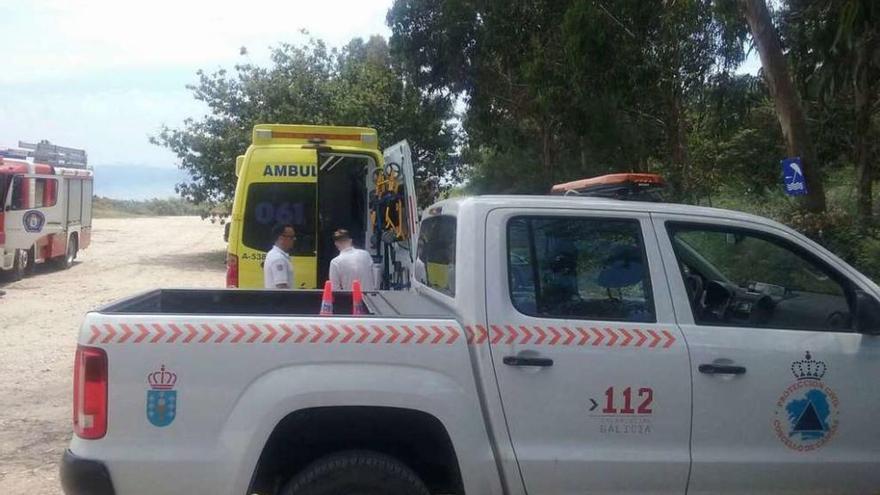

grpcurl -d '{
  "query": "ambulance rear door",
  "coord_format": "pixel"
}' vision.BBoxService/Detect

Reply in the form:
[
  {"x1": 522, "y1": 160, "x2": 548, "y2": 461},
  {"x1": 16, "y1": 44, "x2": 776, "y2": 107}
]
[{"x1": 382, "y1": 140, "x2": 418, "y2": 261}]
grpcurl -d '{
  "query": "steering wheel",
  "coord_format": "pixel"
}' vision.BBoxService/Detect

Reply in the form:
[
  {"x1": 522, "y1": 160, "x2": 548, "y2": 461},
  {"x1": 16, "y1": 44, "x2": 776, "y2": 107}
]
[
  {"x1": 748, "y1": 295, "x2": 775, "y2": 325},
  {"x1": 825, "y1": 310, "x2": 850, "y2": 330},
  {"x1": 700, "y1": 280, "x2": 733, "y2": 322}
]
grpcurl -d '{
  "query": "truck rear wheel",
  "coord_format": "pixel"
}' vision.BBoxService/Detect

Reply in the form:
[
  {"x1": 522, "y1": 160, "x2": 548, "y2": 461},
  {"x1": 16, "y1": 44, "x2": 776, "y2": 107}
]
[{"x1": 281, "y1": 451, "x2": 430, "y2": 495}]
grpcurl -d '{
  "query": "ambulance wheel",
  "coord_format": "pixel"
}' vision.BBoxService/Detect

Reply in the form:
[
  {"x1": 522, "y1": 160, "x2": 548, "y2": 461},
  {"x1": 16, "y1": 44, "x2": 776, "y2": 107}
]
[
  {"x1": 56, "y1": 235, "x2": 77, "y2": 270},
  {"x1": 280, "y1": 451, "x2": 430, "y2": 495}
]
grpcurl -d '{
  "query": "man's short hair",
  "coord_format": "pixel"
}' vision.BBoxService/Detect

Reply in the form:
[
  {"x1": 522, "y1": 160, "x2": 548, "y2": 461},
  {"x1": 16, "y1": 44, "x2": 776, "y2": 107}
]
[
  {"x1": 272, "y1": 224, "x2": 295, "y2": 240},
  {"x1": 332, "y1": 229, "x2": 352, "y2": 242}
]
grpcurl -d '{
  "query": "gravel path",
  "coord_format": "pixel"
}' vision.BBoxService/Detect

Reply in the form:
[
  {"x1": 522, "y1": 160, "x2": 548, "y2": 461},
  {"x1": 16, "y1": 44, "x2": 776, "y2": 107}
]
[{"x1": 0, "y1": 216, "x2": 226, "y2": 494}]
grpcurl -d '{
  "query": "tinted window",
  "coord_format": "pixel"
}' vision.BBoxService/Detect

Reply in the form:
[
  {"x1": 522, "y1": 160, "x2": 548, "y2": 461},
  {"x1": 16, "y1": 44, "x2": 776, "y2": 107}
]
[
  {"x1": 668, "y1": 224, "x2": 853, "y2": 332},
  {"x1": 242, "y1": 183, "x2": 316, "y2": 255},
  {"x1": 508, "y1": 216, "x2": 654, "y2": 322},
  {"x1": 415, "y1": 216, "x2": 456, "y2": 296}
]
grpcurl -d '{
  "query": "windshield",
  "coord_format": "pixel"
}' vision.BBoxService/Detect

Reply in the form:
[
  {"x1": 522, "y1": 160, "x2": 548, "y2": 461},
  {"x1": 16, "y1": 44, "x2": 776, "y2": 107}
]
[{"x1": 242, "y1": 182, "x2": 317, "y2": 256}]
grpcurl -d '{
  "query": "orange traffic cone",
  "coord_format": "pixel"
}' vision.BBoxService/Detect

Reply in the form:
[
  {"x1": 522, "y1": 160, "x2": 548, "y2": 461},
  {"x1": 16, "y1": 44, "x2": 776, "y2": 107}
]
[
  {"x1": 319, "y1": 280, "x2": 333, "y2": 316},
  {"x1": 352, "y1": 279, "x2": 366, "y2": 315}
]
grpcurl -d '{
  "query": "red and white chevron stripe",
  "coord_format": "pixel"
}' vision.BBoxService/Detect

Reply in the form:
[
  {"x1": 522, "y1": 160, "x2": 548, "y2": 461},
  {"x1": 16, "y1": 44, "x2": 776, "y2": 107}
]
[
  {"x1": 88, "y1": 322, "x2": 462, "y2": 346},
  {"x1": 464, "y1": 325, "x2": 676, "y2": 349},
  {"x1": 87, "y1": 322, "x2": 675, "y2": 348}
]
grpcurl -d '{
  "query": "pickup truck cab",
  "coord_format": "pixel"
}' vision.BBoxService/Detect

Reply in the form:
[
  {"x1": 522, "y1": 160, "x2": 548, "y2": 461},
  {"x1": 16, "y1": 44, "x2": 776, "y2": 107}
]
[{"x1": 62, "y1": 196, "x2": 880, "y2": 495}]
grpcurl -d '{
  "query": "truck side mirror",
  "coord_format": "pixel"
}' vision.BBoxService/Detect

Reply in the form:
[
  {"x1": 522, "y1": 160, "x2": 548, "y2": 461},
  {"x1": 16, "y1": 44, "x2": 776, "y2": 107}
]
[{"x1": 854, "y1": 289, "x2": 880, "y2": 335}]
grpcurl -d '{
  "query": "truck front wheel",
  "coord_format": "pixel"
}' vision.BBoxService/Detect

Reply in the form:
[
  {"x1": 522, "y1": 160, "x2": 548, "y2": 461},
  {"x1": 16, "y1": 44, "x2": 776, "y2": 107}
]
[
  {"x1": 5, "y1": 249, "x2": 27, "y2": 281},
  {"x1": 281, "y1": 451, "x2": 430, "y2": 495}
]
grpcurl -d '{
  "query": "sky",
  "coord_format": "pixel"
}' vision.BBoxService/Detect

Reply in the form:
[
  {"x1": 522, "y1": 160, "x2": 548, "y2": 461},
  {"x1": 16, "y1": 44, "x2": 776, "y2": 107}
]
[{"x1": 0, "y1": 0, "x2": 393, "y2": 196}]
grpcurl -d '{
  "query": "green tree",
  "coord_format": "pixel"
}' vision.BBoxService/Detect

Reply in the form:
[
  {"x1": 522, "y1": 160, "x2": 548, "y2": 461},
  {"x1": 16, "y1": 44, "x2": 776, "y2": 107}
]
[
  {"x1": 782, "y1": 0, "x2": 880, "y2": 220},
  {"x1": 688, "y1": 73, "x2": 785, "y2": 200},
  {"x1": 734, "y1": 0, "x2": 827, "y2": 212},
  {"x1": 152, "y1": 36, "x2": 457, "y2": 207},
  {"x1": 389, "y1": 0, "x2": 743, "y2": 197}
]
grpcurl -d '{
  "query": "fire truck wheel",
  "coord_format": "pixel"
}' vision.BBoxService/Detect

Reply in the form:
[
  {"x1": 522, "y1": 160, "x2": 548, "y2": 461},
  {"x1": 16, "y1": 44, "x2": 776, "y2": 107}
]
[
  {"x1": 23, "y1": 246, "x2": 36, "y2": 275},
  {"x1": 56, "y1": 235, "x2": 77, "y2": 270},
  {"x1": 5, "y1": 249, "x2": 26, "y2": 282}
]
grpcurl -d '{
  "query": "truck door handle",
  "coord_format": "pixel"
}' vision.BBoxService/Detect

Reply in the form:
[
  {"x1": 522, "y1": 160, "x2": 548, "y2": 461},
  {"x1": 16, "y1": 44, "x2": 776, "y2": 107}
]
[
  {"x1": 503, "y1": 356, "x2": 554, "y2": 367},
  {"x1": 698, "y1": 364, "x2": 746, "y2": 375}
]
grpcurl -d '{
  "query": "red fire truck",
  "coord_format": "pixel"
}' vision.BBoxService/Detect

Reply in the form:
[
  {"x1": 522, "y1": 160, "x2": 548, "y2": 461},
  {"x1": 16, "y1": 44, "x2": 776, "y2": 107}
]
[{"x1": 0, "y1": 140, "x2": 93, "y2": 281}]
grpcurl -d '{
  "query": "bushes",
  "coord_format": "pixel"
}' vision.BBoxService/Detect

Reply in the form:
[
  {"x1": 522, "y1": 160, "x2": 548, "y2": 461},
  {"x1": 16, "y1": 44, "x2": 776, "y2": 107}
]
[{"x1": 92, "y1": 196, "x2": 204, "y2": 217}]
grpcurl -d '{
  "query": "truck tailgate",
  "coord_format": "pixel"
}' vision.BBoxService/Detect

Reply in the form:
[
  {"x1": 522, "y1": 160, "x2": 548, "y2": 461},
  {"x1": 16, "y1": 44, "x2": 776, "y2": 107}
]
[{"x1": 68, "y1": 312, "x2": 487, "y2": 495}]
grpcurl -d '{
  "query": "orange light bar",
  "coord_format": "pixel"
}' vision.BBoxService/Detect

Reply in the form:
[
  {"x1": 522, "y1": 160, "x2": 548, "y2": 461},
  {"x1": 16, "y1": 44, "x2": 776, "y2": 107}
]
[{"x1": 551, "y1": 173, "x2": 664, "y2": 194}]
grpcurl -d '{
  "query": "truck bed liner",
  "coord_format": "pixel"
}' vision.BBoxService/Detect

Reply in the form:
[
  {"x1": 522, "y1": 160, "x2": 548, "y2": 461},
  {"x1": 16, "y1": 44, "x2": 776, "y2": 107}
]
[{"x1": 363, "y1": 290, "x2": 452, "y2": 317}]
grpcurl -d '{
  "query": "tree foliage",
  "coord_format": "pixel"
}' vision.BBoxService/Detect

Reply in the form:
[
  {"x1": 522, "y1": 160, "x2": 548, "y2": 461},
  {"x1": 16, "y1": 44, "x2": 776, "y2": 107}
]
[
  {"x1": 154, "y1": 2, "x2": 880, "y2": 279},
  {"x1": 389, "y1": 0, "x2": 749, "y2": 199},
  {"x1": 152, "y1": 36, "x2": 457, "y2": 206},
  {"x1": 780, "y1": 0, "x2": 880, "y2": 219},
  {"x1": 388, "y1": 0, "x2": 880, "y2": 279}
]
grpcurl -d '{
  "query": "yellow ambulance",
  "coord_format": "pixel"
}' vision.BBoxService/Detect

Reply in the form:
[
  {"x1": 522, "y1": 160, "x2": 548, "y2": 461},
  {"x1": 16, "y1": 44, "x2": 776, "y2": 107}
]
[{"x1": 225, "y1": 124, "x2": 418, "y2": 290}]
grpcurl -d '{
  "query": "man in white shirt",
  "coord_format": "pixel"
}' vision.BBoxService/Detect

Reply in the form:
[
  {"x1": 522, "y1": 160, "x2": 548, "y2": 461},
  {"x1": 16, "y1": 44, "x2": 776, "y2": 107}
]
[
  {"x1": 328, "y1": 229, "x2": 375, "y2": 291},
  {"x1": 263, "y1": 224, "x2": 296, "y2": 289}
]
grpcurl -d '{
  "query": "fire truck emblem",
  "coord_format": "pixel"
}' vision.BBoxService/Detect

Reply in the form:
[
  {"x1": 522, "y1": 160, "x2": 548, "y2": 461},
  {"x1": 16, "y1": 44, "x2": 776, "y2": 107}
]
[
  {"x1": 22, "y1": 210, "x2": 45, "y2": 233},
  {"x1": 773, "y1": 352, "x2": 839, "y2": 451},
  {"x1": 146, "y1": 364, "x2": 178, "y2": 427}
]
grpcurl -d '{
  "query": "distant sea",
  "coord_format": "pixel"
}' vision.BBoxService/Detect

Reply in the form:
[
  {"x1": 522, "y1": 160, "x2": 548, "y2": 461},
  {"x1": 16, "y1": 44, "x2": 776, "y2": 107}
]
[{"x1": 92, "y1": 164, "x2": 190, "y2": 200}]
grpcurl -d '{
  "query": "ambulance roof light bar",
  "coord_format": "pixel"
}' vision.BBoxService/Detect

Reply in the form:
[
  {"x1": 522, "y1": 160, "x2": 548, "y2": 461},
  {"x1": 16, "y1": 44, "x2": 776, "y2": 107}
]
[{"x1": 252, "y1": 126, "x2": 378, "y2": 146}]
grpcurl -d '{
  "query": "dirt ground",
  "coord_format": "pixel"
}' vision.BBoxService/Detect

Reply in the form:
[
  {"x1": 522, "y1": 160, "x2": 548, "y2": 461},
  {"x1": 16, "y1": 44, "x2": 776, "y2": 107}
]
[{"x1": 0, "y1": 216, "x2": 227, "y2": 494}]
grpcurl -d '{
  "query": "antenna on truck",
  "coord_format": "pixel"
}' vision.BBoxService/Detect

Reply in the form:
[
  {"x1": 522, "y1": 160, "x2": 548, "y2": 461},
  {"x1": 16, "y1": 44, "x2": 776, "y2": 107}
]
[{"x1": 17, "y1": 140, "x2": 88, "y2": 169}]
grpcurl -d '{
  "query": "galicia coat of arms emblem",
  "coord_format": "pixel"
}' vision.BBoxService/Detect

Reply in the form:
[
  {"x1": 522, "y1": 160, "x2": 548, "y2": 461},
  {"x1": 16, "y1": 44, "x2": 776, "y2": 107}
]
[
  {"x1": 773, "y1": 351, "x2": 839, "y2": 451},
  {"x1": 146, "y1": 364, "x2": 178, "y2": 427}
]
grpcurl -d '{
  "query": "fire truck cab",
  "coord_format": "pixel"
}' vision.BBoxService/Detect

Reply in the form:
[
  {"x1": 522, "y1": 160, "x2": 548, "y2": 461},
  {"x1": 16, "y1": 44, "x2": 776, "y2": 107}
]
[{"x1": 0, "y1": 141, "x2": 93, "y2": 281}]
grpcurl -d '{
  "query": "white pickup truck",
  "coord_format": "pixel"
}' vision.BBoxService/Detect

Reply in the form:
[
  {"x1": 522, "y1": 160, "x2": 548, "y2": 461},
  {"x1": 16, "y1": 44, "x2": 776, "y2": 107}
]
[{"x1": 61, "y1": 196, "x2": 880, "y2": 495}]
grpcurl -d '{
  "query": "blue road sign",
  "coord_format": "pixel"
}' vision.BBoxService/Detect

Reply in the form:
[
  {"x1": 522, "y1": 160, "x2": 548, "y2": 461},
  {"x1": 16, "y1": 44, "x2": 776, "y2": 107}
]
[{"x1": 782, "y1": 157, "x2": 808, "y2": 196}]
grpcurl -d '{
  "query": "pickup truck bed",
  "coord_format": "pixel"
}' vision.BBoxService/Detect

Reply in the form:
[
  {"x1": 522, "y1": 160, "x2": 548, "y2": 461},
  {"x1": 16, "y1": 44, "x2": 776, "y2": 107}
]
[
  {"x1": 66, "y1": 287, "x2": 491, "y2": 495},
  {"x1": 99, "y1": 288, "x2": 453, "y2": 318}
]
